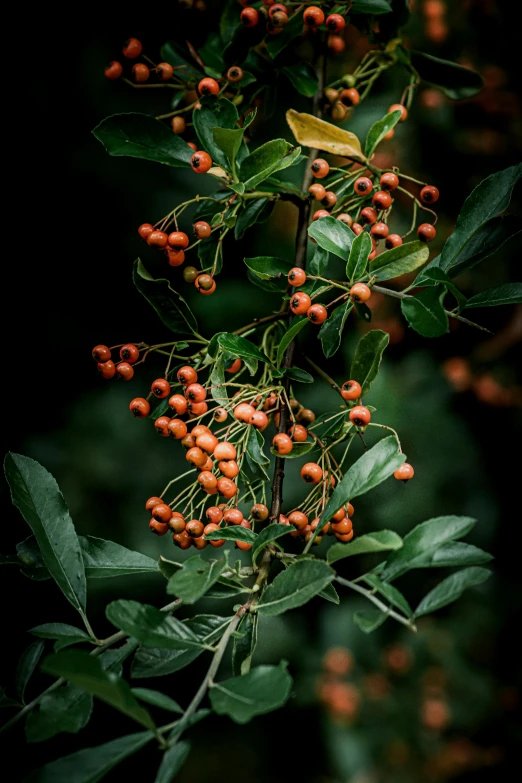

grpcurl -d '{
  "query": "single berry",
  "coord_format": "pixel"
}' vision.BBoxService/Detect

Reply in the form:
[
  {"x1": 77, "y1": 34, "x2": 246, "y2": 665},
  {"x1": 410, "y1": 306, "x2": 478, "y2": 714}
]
[
  {"x1": 132, "y1": 63, "x2": 149, "y2": 83},
  {"x1": 129, "y1": 398, "x2": 150, "y2": 418},
  {"x1": 313, "y1": 209, "x2": 330, "y2": 220},
  {"x1": 340, "y1": 88, "x2": 360, "y2": 107},
  {"x1": 218, "y1": 460, "x2": 239, "y2": 478},
  {"x1": 198, "y1": 77, "x2": 220, "y2": 96},
  {"x1": 183, "y1": 266, "x2": 199, "y2": 283},
  {"x1": 350, "y1": 283, "x2": 371, "y2": 303},
  {"x1": 332, "y1": 518, "x2": 353, "y2": 536},
  {"x1": 360, "y1": 207, "x2": 378, "y2": 225},
  {"x1": 186, "y1": 447, "x2": 207, "y2": 468},
  {"x1": 116, "y1": 362, "x2": 134, "y2": 381},
  {"x1": 326, "y1": 13, "x2": 345, "y2": 32},
  {"x1": 349, "y1": 405, "x2": 371, "y2": 426},
  {"x1": 193, "y1": 221, "x2": 211, "y2": 239},
  {"x1": 226, "y1": 358, "x2": 242, "y2": 374},
  {"x1": 147, "y1": 230, "x2": 168, "y2": 248},
  {"x1": 380, "y1": 172, "x2": 399, "y2": 191},
  {"x1": 193, "y1": 536, "x2": 208, "y2": 550},
  {"x1": 171, "y1": 116, "x2": 186, "y2": 134},
  {"x1": 186, "y1": 519, "x2": 206, "y2": 538},
  {"x1": 154, "y1": 416, "x2": 171, "y2": 437},
  {"x1": 120, "y1": 344, "x2": 139, "y2": 363},
  {"x1": 227, "y1": 66, "x2": 243, "y2": 83},
  {"x1": 420, "y1": 185, "x2": 439, "y2": 204},
  {"x1": 354, "y1": 177, "x2": 373, "y2": 195},
  {"x1": 177, "y1": 366, "x2": 198, "y2": 385},
  {"x1": 309, "y1": 183, "x2": 326, "y2": 201},
  {"x1": 337, "y1": 213, "x2": 353, "y2": 227},
  {"x1": 92, "y1": 344, "x2": 111, "y2": 362},
  {"x1": 240, "y1": 7, "x2": 259, "y2": 26},
  {"x1": 303, "y1": 6, "x2": 325, "y2": 26},
  {"x1": 251, "y1": 504, "x2": 269, "y2": 521},
  {"x1": 169, "y1": 394, "x2": 188, "y2": 415},
  {"x1": 185, "y1": 383, "x2": 206, "y2": 403},
  {"x1": 150, "y1": 378, "x2": 170, "y2": 398},
  {"x1": 328, "y1": 35, "x2": 345, "y2": 54},
  {"x1": 157, "y1": 62, "x2": 174, "y2": 80},
  {"x1": 311, "y1": 158, "x2": 329, "y2": 178},
  {"x1": 288, "y1": 267, "x2": 307, "y2": 286},
  {"x1": 152, "y1": 503, "x2": 172, "y2": 523},
  {"x1": 123, "y1": 38, "x2": 142, "y2": 58},
  {"x1": 388, "y1": 103, "x2": 408, "y2": 122},
  {"x1": 234, "y1": 402, "x2": 255, "y2": 422},
  {"x1": 296, "y1": 408, "x2": 315, "y2": 425},
  {"x1": 206, "y1": 507, "x2": 223, "y2": 524},
  {"x1": 216, "y1": 477, "x2": 237, "y2": 498},
  {"x1": 272, "y1": 433, "x2": 293, "y2": 455},
  {"x1": 288, "y1": 424, "x2": 307, "y2": 442},
  {"x1": 385, "y1": 233, "x2": 403, "y2": 249},
  {"x1": 98, "y1": 360, "x2": 116, "y2": 379},
  {"x1": 371, "y1": 221, "x2": 389, "y2": 239},
  {"x1": 290, "y1": 291, "x2": 312, "y2": 315},
  {"x1": 268, "y1": 3, "x2": 287, "y2": 17},
  {"x1": 322, "y1": 191, "x2": 337, "y2": 208},
  {"x1": 213, "y1": 407, "x2": 228, "y2": 423},
  {"x1": 224, "y1": 508, "x2": 243, "y2": 525},
  {"x1": 105, "y1": 61, "x2": 123, "y2": 80},
  {"x1": 301, "y1": 462, "x2": 323, "y2": 484},
  {"x1": 196, "y1": 432, "x2": 218, "y2": 454},
  {"x1": 394, "y1": 462, "x2": 414, "y2": 481},
  {"x1": 191, "y1": 151, "x2": 212, "y2": 174},
  {"x1": 341, "y1": 380, "x2": 362, "y2": 401},
  {"x1": 372, "y1": 190, "x2": 392, "y2": 210},
  {"x1": 195, "y1": 274, "x2": 216, "y2": 293},
  {"x1": 149, "y1": 519, "x2": 169, "y2": 536},
  {"x1": 214, "y1": 442, "x2": 236, "y2": 461},
  {"x1": 138, "y1": 223, "x2": 154, "y2": 240},
  {"x1": 167, "y1": 249, "x2": 185, "y2": 267},
  {"x1": 288, "y1": 511, "x2": 308, "y2": 530},
  {"x1": 271, "y1": 11, "x2": 289, "y2": 27},
  {"x1": 250, "y1": 410, "x2": 269, "y2": 429},
  {"x1": 173, "y1": 530, "x2": 193, "y2": 550},
  {"x1": 351, "y1": 222, "x2": 363, "y2": 235},
  {"x1": 335, "y1": 530, "x2": 354, "y2": 542},
  {"x1": 418, "y1": 223, "x2": 436, "y2": 242},
  {"x1": 145, "y1": 497, "x2": 162, "y2": 511},
  {"x1": 168, "y1": 419, "x2": 188, "y2": 440},
  {"x1": 307, "y1": 304, "x2": 328, "y2": 324}
]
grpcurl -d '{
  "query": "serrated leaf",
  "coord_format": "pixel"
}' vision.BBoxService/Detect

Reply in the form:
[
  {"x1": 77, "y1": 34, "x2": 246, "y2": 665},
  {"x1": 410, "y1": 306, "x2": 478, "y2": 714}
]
[
  {"x1": 365, "y1": 110, "x2": 402, "y2": 158},
  {"x1": 131, "y1": 688, "x2": 183, "y2": 713},
  {"x1": 308, "y1": 216, "x2": 355, "y2": 259},
  {"x1": 286, "y1": 110, "x2": 365, "y2": 161},
  {"x1": 252, "y1": 524, "x2": 292, "y2": 565},
  {"x1": 154, "y1": 741, "x2": 191, "y2": 783},
  {"x1": 16, "y1": 640, "x2": 45, "y2": 702},
  {"x1": 257, "y1": 560, "x2": 335, "y2": 616},
  {"x1": 270, "y1": 442, "x2": 315, "y2": 459},
  {"x1": 5, "y1": 453, "x2": 87, "y2": 615},
  {"x1": 372, "y1": 240, "x2": 429, "y2": 281},
  {"x1": 350, "y1": 329, "x2": 389, "y2": 396},
  {"x1": 244, "y1": 255, "x2": 292, "y2": 281},
  {"x1": 30, "y1": 624, "x2": 91, "y2": 652},
  {"x1": 193, "y1": 96, "x2": 240, "y2": 169},
  {"x1": 133, "y1": 260, "x2": 198, "y2": 336},
  {"x1": 319, "y1": 301, "x2": 353, "y2": 358},
  {"x1": 92, "y1": 113, "x2": 193, "y2": 168},
  {"x1": 353, "y1": 610, "x2": 387, "y2": 633},
  {"x1": 415, "y1": 567, "x2": 491, "y2": 617},
  {"x1": 428, "y1": 542, "x2": 493, "y2": 568},
  {"x1": 209, "y1": 663, "x2": 292, "y2": 723},
  {"x1": 281, "y1": 62, "x2": 319, "y2": 97},
  {"x1": 166, "y1": 556, "x2": 227, "y2": 603},
  {"x1": 410, "y1": 51, "x2": 484, "y2": 100},
  {"x1": 464, "y1": 283, "x2": 522, "y2": 309},
  {"x1": 276, "y1": 317, "x2": 308, "y2": 367},
  {"x1": 327, "y1": 530, "x2": 403, "y2": 564},
  {"x1": 106, "y1": 600, "x2": 204, "y2": 650},
  {"x1": 401, "y1": 287, "x2": 449, "y2": 337},
  {"x1": 347, "y1": 231, "x2": 372, "y2": 281}
]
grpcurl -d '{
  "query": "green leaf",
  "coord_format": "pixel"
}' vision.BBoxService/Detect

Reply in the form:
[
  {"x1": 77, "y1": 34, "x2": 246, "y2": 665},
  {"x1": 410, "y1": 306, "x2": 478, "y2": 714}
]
[
  {"x1": 79, "y1": 536, "x2": 158, "y2": 578},
  {"x1": 166, "y1": 556, "x2": 227, "y2": 603},
  {"x1": 380, "y1": 515, "x2": 477, "y2": 581},
  {"x1": 198, "y1": 231, "x2": 223, "y2": 275},
  {"x1": 327, "y1": 530, "x2": 403, "y2": 564},
  {"x1": 363, "y1": 574, "x2": 413, "y2": 616},
  {"x1": 42, "y1": 651, "x2": 156, "y2": 730},
  {"x1": 354, "y1": 301, "x2": 372, "y2": 323},
  {"x1": 30, "y1": 624, "x2": 91, "y2": 652},
  {"x1": 131, "y1": 688, "x2": 183, "y2": 713},
  {"x1": 410, "y1": 51, "x2": 484, "y2": 100},
  {"x1": 16, "y1": 640, "x2": 45, "y2": 702},
  {"x1": 281, "y1": 62, "x2": 319, "y2": 97},
  {"x1": 319, "y1": 583, "x2": 340, "y2": 604},
  {"x1": 25, "y1": 730, "x2": 153, "y2": 783},
  {"x1": 131, "y1": 647, "x2": 201, "y2": 679},
  {"x1": 257, "y1": 560, "x2": 335, "y2": 616},
  {"x1": 209, "y1": 663, "x2": 292, "y2": 724},
  {"x1": 346, "y1": 231, "x2": 372, "y2": 281},
  {"x1": 244, "y1": 427, "x2": 271, "y2": 482},
  {"x1": 351, "y1": 0, "x2": 393, "y2": 13},
  {"x1": 218, "y1": 332, "x2": 270, "y2": 364},
  {"x1": 420, "y1": 268, "x2": 467, "y2": 312},
  {"x1": 317, "y1": 438, "x2": 404, "y2": 538},
  {"x1": 232, "y1": 614, "x2": 258, "y2": 677},
  {"x1": 185, "y1": 614, "x2": 234, "y2": 643},
  {"x1": 205, "y1": 527, "x2": 257, "y2": 544},
  {"x1": 212, "y1": 126, "x2": 244, "y2": 173},
  {"x1": 235, "y1": 198, "x2": 272, "y2": 240},
  {"x1": 269, "y1": 442, "x2": 315, "y2": 460},
  {"x1": 438, "y1": 215, "x2": 522, "y2": 279},
  {"x1": 160, "y1": 42, "x2": 202, "y2": 82},
  {"x1": 252, "y1": 524, "x2": 291, "y2": 565},
  {"x1": 266, "y1": 11, "x2": 304, "y2": 57},
  {"x1": 429, "y1": 542, "x2": 493, "y2": 568},
  {"x1": 464, "y1": 283, "x2": 522, "y2": 309},
  {"x1": 308, "y1": 245, "x2": 329, "y2": 276},
  {"x1": 154, "y1": 742, "x2": 191, "y2": 783},
  {"x1": 308, "y1": 216, "x2": 355, "y2": 260},
  {"x1": 372, "y1": 240, "x2": 429, "y2": 281},
  {"x1": 365, "y1": 110, "x2": 402, "y2": 158},
  {"x1": 133, "y1": 260, "x2": 198, "y2": 336},
  {"x1": 319, "y1": 301, "x2": 353, "y2": 358},
  {"x1": 353, "y1": 610, "x2": 387, "y2": 634},
  {"x1": 240, "y1": 139, "x2": 297, "y2": 190},
  {"x1": 284, "y1": 367, "x2": 314, "y2": 383},
  {"x1": 193, "y1": 96, "x2": 239, "y2": 168},
  {"x1": 4, "y1": 453, "x2": 87, "y2": 615},
  {"x1": 276, "y1": 317, "x2": 307, "y2": 367},
  {"x1": 92, "y1": 113, "x2": 193, "y2": 168},
  {"x1": 401, "y1": 287, "x2": 449, "y2": 337},
  {"x1": 106, "y1": 600, "x2": 204, "y2": 650},
  {"x1": 210, "y1": 354, "x2": 228, "y2": 407},
  {"x1": 244, "y1": 255, "x2": 292, "y2": 281},
  {"x1": 415, "y1": 567, "x2": 491, "y2": 617},
  {"x1": 350, "y1": 329, "x2": 389, "y2": 396}
]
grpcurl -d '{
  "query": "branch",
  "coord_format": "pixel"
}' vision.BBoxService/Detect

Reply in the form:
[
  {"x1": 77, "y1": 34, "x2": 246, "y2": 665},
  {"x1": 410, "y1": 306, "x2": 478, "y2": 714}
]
[{"x1": 335, "y1": 576, "x2": 417, "y2": 632}]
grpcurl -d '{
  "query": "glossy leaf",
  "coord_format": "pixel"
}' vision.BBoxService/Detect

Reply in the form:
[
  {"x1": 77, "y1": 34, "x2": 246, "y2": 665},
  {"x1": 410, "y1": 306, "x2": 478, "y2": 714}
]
[
  {"x1": 281, "y1": 62, "x2": 319, "y2": 97},
  {"x1": 92, "y1": 113, "x2": 193, "y2": 168},
  {"x1": 420, "y1": 268, "x2": 467, "y2": 312},
  {"x1": 205, "y1": 527, "x2": 257, "y2": 544},
  {"x1": 245, "y1": 427, "x2": 271, "y2": 482},
  {"x1": 415, "y1": 567, "x2": 491, "y2": 617},
  {"x1": 133, "y1": 260, "x2": 198, "y2": 336},
  {"x1": 464, "y1": 283, "x2": 522, "y2": 309},
  {"x1": 240, "y1": 139, "x2": 298, "y2": 190},
  {"x1": 308, "y1": 245, "x2": 329, "y2": 276},
  {"x1": 286, "y1": 110, "x2": 365, "y2": 161},
  {"x1": 266, "y1": 11, "x2": 303, "y2": 57},
  {"x1": 252, "y1": 524, "x2": 292, "y2": 565},
  {"x1": 308, "y1": 216, "x2": 355, "y2": 259},
  {"x1": 429, "y1": 542, "x2": 493, "y2": 568},
  {"x1": 25, "y1": 730, "x2": 153, "y2": 783},
  {"x1": 42, "y1": 651, "x2": 156, "y2": 730},
  {"x1": 106, "y1": 600, "x2": 204, "y2": 650},
  {"x1": 352, "y1": 0, "x2": 393, "y2": 12},
  {"x1": 353, "y1": 610, "x2": 387, "y2": 634},
  {"x1": 319, "y1": 583, "x2": 340, "y2": 604},
  {"x1": 30, "y1": 623, "x2": 92, "y2": 652},
  {"x1": 79, "y1": 536, "x2": 158, "y2": 578},
  {"x1": 284, "y1": 367, "x2": 314, "y2": 383},
  {"x1": 193, "y1": 96, "x2": 239, "y2": 168},
  {"x1": 131, "y1": 688, "x2": 183, "y2": 713},
  {"x1": 317, "y1": 438, "x2": 405, "y2": 538},
  {"x1": 440, "y1": 215, "x2": 522, "y2": 279},
  {"x1": 244, "y1": 255, "x2": 292, "y2": 281},
  {"x1": 401, "y1": 287, "x2": 449, "y2": 337},
  {"x1": 217, "y1": 332, "x2": 270, "y2": 364},
  {"x1": 212, "y1": 126, "x2": 244, "y2": 172},
  {"x1": 4, "y1": 453, "x2": 87, "y2": 615},
  {"x1": 372, "y1": 240, "x2": 429, "y2": 281},
  {"x1": 319, "y1": 301, "x2": 353, "y2": 358},
  {"x1": 380, "y1": 516, "x2": 477, "y2": 581},
  {"x1": 365, "y1": 110, "x2": 402, "y2": 158},
  {"x1": 350, "y1": 329, "x2": 390, "y2": 396},
  {"x1": 346, "y1": 231, "x2": 372, "y2": 281},
  {"x1": 210, "y1": 354, "x2": 228, "y2": 407},
  {"x1": 185, "y1": 614, "x2": 233, "y2": 643},
  {"x1": 235, "y1": 198, "x2": 272, "y2": 240},
  {"x1": 269, "y1": 442, "x2": 315, "y2": 459},
  {"x1": 410, "y1": 51, "x2": 484, "y2": 100},
  {"x1": 276, "y1": 317, "x2": 308, "y2": 367},
  {"x1": 327, "y1": 530, "x2": 403, "y2": 564},
  {"x1": 16, "y1": 640, "x2": 45, "y2": 702},
  {"x1": 154, "y1": 742, "x2": 191, "y2": 783},
  {"x1": 232, "y1": 613, "x2": 258, "y2": 677},
  {"x1": 167, "y1": 556, "x2": 227, "y2": 603},
  {"x1": 363, "y1": 574, "x2": 413, "y2": 616},
  {"x1": 257, "y1": 560, "x2": 335, "y2": 616},
  {"x1": 131, "y1": 647, "x2": 201, "y2": 679},
  {"x1": 209, "y1": 663, "x2": 292, "y2": 724}
]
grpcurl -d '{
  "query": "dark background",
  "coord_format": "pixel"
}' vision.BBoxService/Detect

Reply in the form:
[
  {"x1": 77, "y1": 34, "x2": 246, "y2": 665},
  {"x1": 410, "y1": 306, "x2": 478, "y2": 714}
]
[{"x1": 1, "y1": 2, "x2": 521, "y2": 781}]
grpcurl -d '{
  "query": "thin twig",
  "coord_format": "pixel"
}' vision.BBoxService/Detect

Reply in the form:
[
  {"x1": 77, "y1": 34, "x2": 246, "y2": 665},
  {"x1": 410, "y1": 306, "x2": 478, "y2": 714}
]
[{"x1": 335, "y1": 576, "x2": 417, "y2": 632}]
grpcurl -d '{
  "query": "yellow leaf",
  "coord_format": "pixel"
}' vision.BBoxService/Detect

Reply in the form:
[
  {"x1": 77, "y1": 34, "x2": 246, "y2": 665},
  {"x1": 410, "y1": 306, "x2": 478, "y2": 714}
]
[
  {"x1": 209, "y1": 166, "x2": 229, "y2": 179},
  {"x1": 286, "y1": 109, "x2": 366, "y2": 162}
]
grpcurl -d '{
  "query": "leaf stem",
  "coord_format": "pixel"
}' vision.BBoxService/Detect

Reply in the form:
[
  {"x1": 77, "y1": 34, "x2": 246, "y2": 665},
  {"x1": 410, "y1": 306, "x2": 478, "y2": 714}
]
[{"x1": 335, "y1": 576, "x2": 417, "y2": 631}]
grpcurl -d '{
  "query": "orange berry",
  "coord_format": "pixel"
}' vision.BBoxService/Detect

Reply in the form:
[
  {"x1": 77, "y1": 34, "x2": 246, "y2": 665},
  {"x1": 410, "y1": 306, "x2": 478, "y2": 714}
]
[
  {"x1": 307, "y1": 304, "x2": 328, "y2": 324},
  {"x1": 123, "y1": 38, "x2": 142, "y2": 58},
  {"x1": 301, "y1": 462, "x2": 323, "y2": 484},
  {"x1": 349, "y1": 283, "x2": 371, "y2": 303},
  {"x1": 388, "y1": 103, "x2": 408, "y2": 122},
  {"x1": 129, "y1": 398, "x2": 150, "y2": 418},
  {"x1": 217, "y1": 477, "x2": 237, "y2": 498},
  {"x1": 349, "y1": 406, "x2": 371, "y2": 426},
  {"x1": 272, "y1": 433, "x2": 293, "y2": 455},
  {"x1": 394, "y1": 463, "x2": 414, "y2": 481},
  {"x1": 341, "y1": 380, "x2": 362, "y2": 401},
  {"x1": 105, "y1": 61, "x2": 123, "y2": 80}
]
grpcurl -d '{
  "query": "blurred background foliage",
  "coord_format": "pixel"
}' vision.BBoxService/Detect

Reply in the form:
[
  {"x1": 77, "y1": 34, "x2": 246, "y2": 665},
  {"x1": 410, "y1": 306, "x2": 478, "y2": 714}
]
[{"x1": 1, "y1": 0, "x2": 521, "y2": 780}]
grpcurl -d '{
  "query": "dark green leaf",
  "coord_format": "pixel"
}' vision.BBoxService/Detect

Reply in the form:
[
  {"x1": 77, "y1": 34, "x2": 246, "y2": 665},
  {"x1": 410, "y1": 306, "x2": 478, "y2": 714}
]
[
  {"x1": 266, "y1": 11, "x2": 304, "y2": 57},
  {"x1": 401, "y1": 287, "x2": 449, "y2": 337},
  {"x1": 212, "y1": 126, "x2": 244, "y2": 173},
  {"x1": 16, "y1": 640, "x2": 45, "y2": 702},
  {"x1": 244, "y1": 255, "x2": 292, "y2": 281},
  {"x1": 106, "y1": 601, "x2": 204, "y2": 650},
  {"x1": 166, "y1": 556, "x2": 227, "y2": 603},
  {"x1": 380, "y1": 515, "x2": 477, "y2": 581},
  {"x1": 257, "y1": 560, "x2": 335, "y2": 616},
  {"x1": 245, "y1": 427, "x2": 271, "y2": 482},
  {"x1": 317, "y1": 438, "x2": 404, "y2": 538},
  {"x1": 160, "y1": 41, "x2": 202, "y2": 82},
  {"x1": 79, "y1": 536, "x2": 158, "y2": 578},
  {"x1": 131, "y1": 647, "x2": 201, "y2": 679},
  {"x1": 319, "y1": 583, "x2": 340, "y2": 604},
  {"x1": 353, "y1": 610, "x2": 387, "y2": 633},
  {"x1": 154, "y1": 742, "x2": 191, "y2": 783},
  {"x1": 281, "y1": 63, "x2": 319, "y2": 97},
  {"x1": 465, "y1": 283, "x2": 522, "y2": 309},
  {"x1": 319, "y1": 301, "x2": 353, "y2": 358},
  {"x1": 232, "y1": 614, "x2": 258, "y2": 677},
  {"x1": 30, "y1": 624, "x2": 91, "y2": 653},
  {"x1": 210, "y1": 355, "x2": 228, "y2": 407},
  {"x1": 308, "y1": 246, "x2": 329, "y2": 276},
  {"x1": 284, "y1": 367, "x2": 314, "y2": 383},
  {"x1": 131, "y1": 688, "x2": 183, "y2": 713},
  {"x1": 439, "y1": 215, "x2": 522, "y2": 279},
  {"x1": 193, "y1": 96, "x2": 239, "y2": 168},
  {"x1": 235, "y1": 198, "x2": 272, "y2": 240},
  {"x1": 205, "y1": 527, "x2": 257, "y2": 544},
  {"x1": 429, "y1": 542, "x2": 493, "y2": 568},
  {"x1": 240, "y1": 139, "x2": 297, "y2": 190},
  {"x1": 198, "y1": 231, "x2": 223, "y2": 275},
  {"x1": 276, "y1": 317, "x2": 307, "y2": 366},
  {"x1": 363, "y1": 574, "x2": 413, "y2": 616},
  {"x1": 350, "y1": 329, "x2": 389, "y2": 396},
  {"x1": 346, "y1": 231, "x2": 372, "y2": 281},
  {"x1": 410, "y1": 51, "x2": 483, "y2": 100},
  {"x1": 365, "y1": 110, "x2": 402, "y2": 158},
  {"x1": 133, "y1": 260, "x2": 198, "y2": 336},
  {"x1": 269, "y1": 442, "x2": 315, "y2": 460},
  {"x1": 17, "y1": 536, "x2": 51, "y2": 580},
  {"x1": 354, "y1": 301, "x2": 372, "y2": 322},
  {"x1": 252, "y1": 524, "x2": 292, "y2": 564},
  {"x1": 92, "y1": 113, "x2": 193, "y2": 168},
  {"x1": 26, "y1": 685, "x2": 93, "y2": 743},
  {"x1": 42, "y1": 652, "x2": 155, "y2": 730},
  {"x1": 372, "y1": 240, "x2": 429, "y2": 281},
  {"x1": 415, "y1": 567, "x2": 491, "y2": 617},
  {"x1": 209, "y1": 663, "x2": 292, "y2": 723},
  {"x1": 420, "y1": 268, "x2": 467, "y2": 312},
  {"x1": 185, "y1": 614, "x2": 233, "y2": 643},
  {"x1": 25, "y1": 730, "x2": 153, "y2": 783},
  {"x1": 308, "y1": 216, "x2": 355, "y2": 260},
  {"x1": 217, "y1": 332, "x2": 270, "y2": 364},
  {"x1": 352, "y1": 0, "x2": 393, "y2": 13},
  {"x1": 327, "y1": 530, "x2": 403, "y2": 564},
  {"x1": 4, "y1": 453, "x2": 87, "y2": 615}
]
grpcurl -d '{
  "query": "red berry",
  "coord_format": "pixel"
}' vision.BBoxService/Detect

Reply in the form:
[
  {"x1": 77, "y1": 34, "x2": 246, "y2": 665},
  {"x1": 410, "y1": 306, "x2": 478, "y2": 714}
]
[
  {"x1": 120, "y1": 344, "x2": 139, "y2": 363},
  {"x1": 185, "y1": 383, "x2": 206, "y2": 403},
  {"x1": 322, "y1": 191, "x2": 337, "y2": 208},
  {"x1": 385, "y1": 233, "x2": 403, "y2": 249},
  {"x1": 132, "y1": 63, "x2": 149, "y2": 83},
  {"x1": 372, "y1": 190, "x2": 392, "y2": 210},
  {"x1": 307, "y1": 304, "x2": 328, "y2": 324},
  {"x1": 92, "y1": 344, "x2": 111, "y2": 362},
  {"x1": 171, "y1": 116, "x2": 186, "y2": 134},
  {"x1": 147, "y1": 230, "x2": 168, "y2": 248},
  {"x1": 191, "y1": 151, "x2": 212, "y2": 174},
  {"x1": 193, "y1": 221, "x2": 211, "y2": 239},
  {"x1": 394, "y1": 462, "x2": 414, "y2": 481},
  {"x1": 138, "y1": 223, "x2": 154, "y2": 240},
  {"x1": 326, "y1": 13, "x2": 345, "y2": 32},
  {"x1": 341, "y1": 380, "x2": 362, "y2": 401},
  {"x1": 301, "y1": 462, "x2": 323, "y2": 484},
  {"x1": 226, "y1": 358, "x2": 242, "y2": 374},
  {"x1": 313, "y1": 209, "x2": 330, "y2": 220},
  {"x1": 168, "y1": 231, "x2": 189, "y2": 249},
  {"x1": 418, "y1": 223, "x2": 436, "y2": 242},
  {"x1": 151, "y1": 378, "x2": 171, "y2": 399},
  {"x1": 186, "y1": 519, "x2": 205, "y2": 537},
  {"x1": 177, "y1": 366, "x2": 198, "y2": 385},
  {"x1": 105, "y1": 61, "x2": 123, "y2": 80},
  {"x1": 123, "y1": 38, "x2": 142, "y2": 59},
  {"x1": 240, "y1": 7, "x2": 259, "y2": 26},
  {"x1": 195, "y1": 274, "x2": 216, "y2": 295},
  {"x1": 311, "y1": 158, "x2": 329, "y2": 178},
  {"x1": 214, "y1": 442, "x2": 236, "y2": 461},
  {"x1": 154, "y1": 416, "x2": 171, "y2": 437},
  {"x1": 157, "y1": 62, "x2": 173, "y2": 81},
  {"x1": 337, "y1": 213, "x2": 353, "y2": 227},
  {"x1": 226, "y1": 66, "x2": 244, "y2": 83},
  {"x1": 116, "y1": 362, "x2": 134, "y2": 381},
  {"x1": 288, "y1": 268, "x2": 307, "y2": 286},
  {"x1": 167, "y1": 249, "x2": 185, "y2": 267},
  {"x1": 371, "y1": 222, "x2": 389, "y2": 239},
  {"x1": 290, "y1": 291, "x2": 312, "y2": 315},
  {"x1": 340, "y1": 88, "x2": 360, "y2": 107},
  {"x1": 380, "y1": 172, "x2": 399, "y2": 191},
  {"x1": 129, "y1": 398, "x2": 150, "y2": 418},
  {"x1": 360, "y1": 207, "x2": 378, "y2": 225},
  {"x1": 420, "y1": 185, "x2": 439, "y2": 204},
  {"x1": 349, "y1": 283, "x2": 371, "y2": 303},
  {"x1": 349, "y1": 406, "x2": 371, "y2": 426},
  {"x1": 169, "y1": 394, "x2": 188, "y2": 415},
  {"x1": 272, "y1": 433, "x2": 293, "y2": 455},
  {"x1": 309, "y1": 183, "x2": 326, "y2": 201},
  {"x1": 354, "y1": 177, "x2": 373, "y2": 195},
  {"x1": 251, "y1": 504, "x2": 269, "y2": 521},
  {"x1": 149, "y1": 519, "x2": 169, "y2": 536},
  {"x1": 173, "y1": 530, "x2": 193, "y2": 549},
  {"x1": 216, "y1": 477, "x2": 237, "y2": 499},
  {"x1": 98, "y1": 360, "x2": 116, "y2": 379},
  {"x1": 388, "y1": 103, "x2": 408, "y2": 122},
  {"x1": 146, "y1": 496, "x2": 162, "y2": 511},
  {"x1": 351, "y1": 222, "x2": 363, "y2": 235},
  {"x1": 198, "y1": 77, "x2": 220, "y2": 96},
  {"x1": 303, "y1": 6, "x2": 325, "y2": 26},
  {"x1": 328, "y1": 35, "x2": 345, "y2": 53},
  {"x1": 288, "y1": 424, "x2": 307, "y2": 442},
  {"x1": 168, "y1": 419, "x2": 188, "y2": 440}
]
